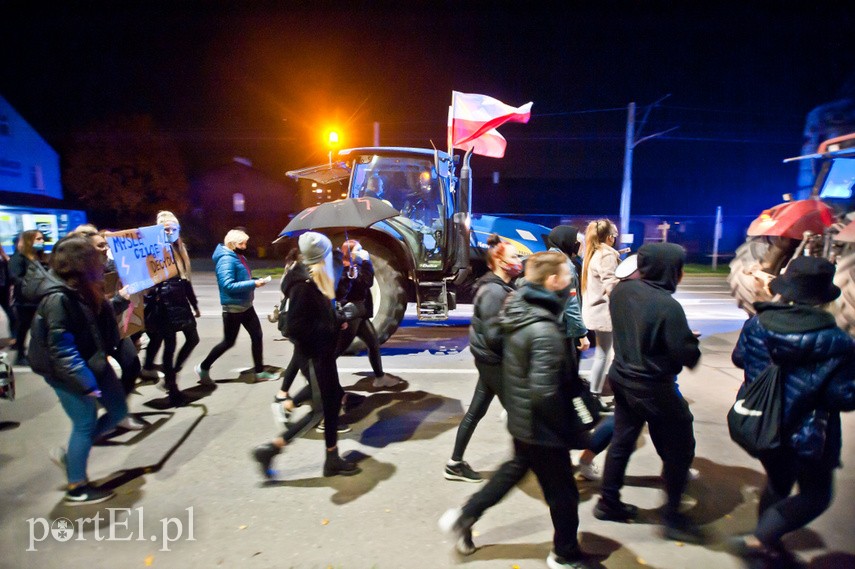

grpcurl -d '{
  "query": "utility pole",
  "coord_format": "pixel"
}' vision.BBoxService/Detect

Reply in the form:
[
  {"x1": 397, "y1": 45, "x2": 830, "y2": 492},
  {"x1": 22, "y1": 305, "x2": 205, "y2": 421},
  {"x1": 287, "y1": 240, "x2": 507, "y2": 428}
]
[
  {"x1": 373, "y1": 121, "x2": 380, "y2": 146},
  {"x1": 619, "y1": 95, "x2": 677, "y2": 245},
  {"x1": 619, "y1": 102, "x2": 635, "y2": 239}
]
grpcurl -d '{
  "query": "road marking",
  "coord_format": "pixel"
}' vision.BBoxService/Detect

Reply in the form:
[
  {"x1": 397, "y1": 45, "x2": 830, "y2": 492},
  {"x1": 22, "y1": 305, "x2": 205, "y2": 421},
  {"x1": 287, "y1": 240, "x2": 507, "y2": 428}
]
[{"x1": 337, "y1": 368, "x2": 477, "y2": 374}]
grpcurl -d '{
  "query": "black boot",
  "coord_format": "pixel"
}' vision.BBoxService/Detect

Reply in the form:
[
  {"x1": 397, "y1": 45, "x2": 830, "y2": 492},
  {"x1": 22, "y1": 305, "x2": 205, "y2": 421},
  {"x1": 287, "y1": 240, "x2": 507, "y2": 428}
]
[
  {"x1": 168, "y1": 389, "x2": 188, "y2": 408},
  {"x1": 323, "y1": 448, "x2": 361, "y2": 477},
  {"x1": 252, "y1": 443, "x2": 280, "y2": 479}
]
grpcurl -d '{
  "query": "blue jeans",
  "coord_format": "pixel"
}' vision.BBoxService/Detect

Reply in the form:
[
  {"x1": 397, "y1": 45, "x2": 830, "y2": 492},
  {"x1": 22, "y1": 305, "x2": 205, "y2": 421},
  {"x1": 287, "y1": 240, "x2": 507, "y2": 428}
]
[{"x1": 53, "y1": 370, "x2": 127, "y2": 485}]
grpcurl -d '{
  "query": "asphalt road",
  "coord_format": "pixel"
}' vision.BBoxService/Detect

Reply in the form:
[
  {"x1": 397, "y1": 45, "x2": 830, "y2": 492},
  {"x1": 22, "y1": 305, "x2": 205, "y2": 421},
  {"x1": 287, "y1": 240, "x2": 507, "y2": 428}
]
[{"x1": 1, "y1": 275, "x2": 853, "y2": 569}]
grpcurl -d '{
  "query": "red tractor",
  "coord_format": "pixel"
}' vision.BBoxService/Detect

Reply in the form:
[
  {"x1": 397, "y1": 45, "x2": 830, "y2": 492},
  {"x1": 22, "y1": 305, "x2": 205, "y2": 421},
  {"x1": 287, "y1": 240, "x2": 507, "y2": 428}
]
[{"x1": 728, "y1": 133, "x2": 855, "y2": 335}]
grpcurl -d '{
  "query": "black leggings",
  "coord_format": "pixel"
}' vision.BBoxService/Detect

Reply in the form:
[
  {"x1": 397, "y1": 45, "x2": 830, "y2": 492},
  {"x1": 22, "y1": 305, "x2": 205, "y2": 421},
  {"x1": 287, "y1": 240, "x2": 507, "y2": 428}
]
[
  {"x1": 201, "y1": 307, "x2": 263, "y2": 372},
  {"x1": 13, "y1": 304, "x2": 36, "y2": 357},
  {"x1": 755, "y1": 450, "x2": 835, "y2": 546},
  {"x1": 451, "y1": 361, "x2": 502, "y2": 462},
  {"x1": 279, "y1": 349, "x2": 343, "y2": 449},
  {"x1": 145, "y1": 327, "x2": 201, "y2": 374},
  {"x1": 335, "y1": 318, "x2": 383, "y2": 377},
  {"x1": 145, "y1": 326, "x2": 200, "y2": 389}
]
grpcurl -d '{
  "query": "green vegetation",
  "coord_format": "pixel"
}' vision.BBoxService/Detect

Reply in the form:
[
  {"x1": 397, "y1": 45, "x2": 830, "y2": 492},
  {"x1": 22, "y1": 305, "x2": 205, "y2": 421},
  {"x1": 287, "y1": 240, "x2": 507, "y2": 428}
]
[{"x1": 683, "y1": 263, "x2": 730, "y2": 276}]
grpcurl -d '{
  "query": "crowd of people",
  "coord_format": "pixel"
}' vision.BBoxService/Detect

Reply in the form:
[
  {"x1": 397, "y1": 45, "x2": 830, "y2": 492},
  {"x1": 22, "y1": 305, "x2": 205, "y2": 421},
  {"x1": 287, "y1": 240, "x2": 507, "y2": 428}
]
[{"x1": 1, "y1": 216, "x2": 852, "y2": 568}]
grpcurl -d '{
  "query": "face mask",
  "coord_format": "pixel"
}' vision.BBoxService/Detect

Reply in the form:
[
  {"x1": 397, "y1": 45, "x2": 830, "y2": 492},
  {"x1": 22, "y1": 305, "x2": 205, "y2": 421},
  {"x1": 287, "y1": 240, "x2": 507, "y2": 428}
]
[
  {"x1": 33, "y1": 242, "x2": 45, "y2": 251},
  {"x1": 165, "y1": 225, "x2": 180, "y2": 244},
  {"x1": 557, "y1": 284, "x2": 573, "y2": 299},
  {"x1": 504, "y1": 262, "x2": 523, "y2": 279}
]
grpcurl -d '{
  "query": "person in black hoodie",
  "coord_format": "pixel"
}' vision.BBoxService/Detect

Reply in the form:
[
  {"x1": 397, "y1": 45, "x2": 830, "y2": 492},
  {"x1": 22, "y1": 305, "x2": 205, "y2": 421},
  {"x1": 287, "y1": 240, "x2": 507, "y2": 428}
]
[
  {"x1": 594, "y1": 243, "x2": 703, "y2": 543},
  {"x1": 440, "y1": 251, "x2": 595, "y2": 569},
  {"x1": 444, "y1": 234, "x2": 521, "y2": 483},
  {"x1": 29, "y1": 236, "x2": 127, "y2": 505},
  {"x1": 252, "y1": 232, "x2": 360, "y2": 478}
]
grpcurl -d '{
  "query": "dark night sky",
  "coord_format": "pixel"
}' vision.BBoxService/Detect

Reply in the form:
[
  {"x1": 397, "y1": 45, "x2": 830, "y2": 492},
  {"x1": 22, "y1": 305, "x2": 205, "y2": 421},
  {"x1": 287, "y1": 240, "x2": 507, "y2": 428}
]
[{"x1": 2, "y1": 1, "x2": 855, "y2": 216}]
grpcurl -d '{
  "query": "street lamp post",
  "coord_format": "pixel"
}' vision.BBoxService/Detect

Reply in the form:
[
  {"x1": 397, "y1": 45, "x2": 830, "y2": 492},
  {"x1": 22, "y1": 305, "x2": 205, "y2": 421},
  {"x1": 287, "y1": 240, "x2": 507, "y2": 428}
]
[{"x1": 327, "y1": 130, "x2": 340, "y2": 167}]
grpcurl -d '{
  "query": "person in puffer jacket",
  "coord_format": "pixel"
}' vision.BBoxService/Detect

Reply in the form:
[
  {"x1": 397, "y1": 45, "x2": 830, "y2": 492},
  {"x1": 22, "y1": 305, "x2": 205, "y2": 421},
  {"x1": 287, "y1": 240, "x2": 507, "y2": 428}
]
[
  {"x1": 29, "y1": 236, "x2": 127, "y2": 505},
  {"x1": 444, "y1": 233, "x2": 521, "y2": 484},
  {"x1": 729, "y1": 256, "x2": 855, "y2": 560},
  {"x1": 195, "y1": 229, "x2": 276, "y2": 384},
  {"x1": 440, "y1": 251, "x2": 596, "y2": 569}
]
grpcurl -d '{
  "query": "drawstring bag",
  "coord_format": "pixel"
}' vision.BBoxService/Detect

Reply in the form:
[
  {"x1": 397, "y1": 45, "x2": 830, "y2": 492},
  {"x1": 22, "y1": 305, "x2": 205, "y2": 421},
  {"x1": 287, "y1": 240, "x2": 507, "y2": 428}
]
[{"x1": 727, "y1": 363, "x2": 785, "y2": 457}]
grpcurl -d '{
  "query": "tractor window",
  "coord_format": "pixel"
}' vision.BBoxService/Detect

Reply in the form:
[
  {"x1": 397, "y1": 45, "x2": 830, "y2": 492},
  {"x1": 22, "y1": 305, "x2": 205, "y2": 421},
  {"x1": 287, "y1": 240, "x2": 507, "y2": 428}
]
[{"x1": 818, "y1": 158, "x2": 855, "y2": 199}]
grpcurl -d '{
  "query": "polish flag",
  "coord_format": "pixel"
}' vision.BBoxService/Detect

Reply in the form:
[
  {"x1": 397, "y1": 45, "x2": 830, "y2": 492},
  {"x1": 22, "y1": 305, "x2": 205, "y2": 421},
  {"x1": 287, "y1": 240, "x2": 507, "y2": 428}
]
[{"x1": 448, "y1": 91, "x2": 533, "y2": 158}]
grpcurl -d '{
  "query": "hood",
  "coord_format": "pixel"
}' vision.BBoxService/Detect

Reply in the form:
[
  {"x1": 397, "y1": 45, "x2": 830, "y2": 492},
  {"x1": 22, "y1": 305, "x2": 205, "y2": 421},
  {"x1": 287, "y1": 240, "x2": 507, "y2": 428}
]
[
  {"x1": 473, "y1": 271, "x2": 513, "y2": 295},
  {"x1": 282, "y1": 262, "x2": 312, "y2": 298},
  {"x1": 33, "y1": 269, "x2": 75, "y2": 302},
  {"x1": 212, "y1": 243, "x2": 235, "y2": 263},
  {"x1": 501, "y1": 283, "x2": 563, "y2": 334},
  {"x1": 755, "y1": 301, "x2": 837, "y2": 334},
  {"x1": 547, "y1": 225, "x2": 580, "y2": 256},
  {"x1": 637, "y1": 243, "x2": 685, "y2": 293}
]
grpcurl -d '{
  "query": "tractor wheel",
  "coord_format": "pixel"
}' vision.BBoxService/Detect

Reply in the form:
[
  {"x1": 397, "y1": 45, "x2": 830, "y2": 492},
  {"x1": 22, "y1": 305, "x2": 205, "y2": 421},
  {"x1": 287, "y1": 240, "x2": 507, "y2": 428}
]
[
  {"x1": 728, "y1": 237, "x2": 774, "y2": 315},
  {"x1": 344, "y1": 242, "x2": 407, "y2": 354},
  {"x1": 834, "y1": 246, "x2": 855, "y2": 336}
]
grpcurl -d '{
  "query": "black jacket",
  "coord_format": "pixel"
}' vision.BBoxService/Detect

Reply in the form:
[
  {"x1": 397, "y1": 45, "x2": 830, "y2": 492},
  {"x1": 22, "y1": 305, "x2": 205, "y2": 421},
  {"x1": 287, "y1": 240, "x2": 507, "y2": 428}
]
[
  {"x1": 143, "y1": 276, "x2": 196, "y2": 334},
  {"x1": 28, "y1": 271, "x2": 120, "y2": 395},
  {"x1": 283, "y1": 262, "x2": 339, "y2": 358},
  {"x1": 608, "y1": 243, "x2": 700, "y2": 387},
  {"x1": 336, "y1": 257, "x2": 375, "y2": 318},
  {"x1": 9, "y1": 253, "x2": 47, "y2": 307},
  {"x1": 469, "y1": 272, "x2": 515, "y2": 365},
  {"x1": 732, "y1": 302, "x2": 855, "y2": 464},
  {"x1": 501, "y1": 283, "x2": 582, "y2": 448}
]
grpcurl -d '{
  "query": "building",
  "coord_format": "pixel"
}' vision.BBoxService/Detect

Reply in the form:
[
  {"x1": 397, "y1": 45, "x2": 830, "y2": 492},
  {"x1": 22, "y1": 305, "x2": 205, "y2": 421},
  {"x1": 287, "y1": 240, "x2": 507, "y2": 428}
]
[
  {"x1": 188, "y1": 157, "x2": 298, "y2": 255},
  {"x1": 0, "y1": 95, "x2": 86, "y2": 253}
]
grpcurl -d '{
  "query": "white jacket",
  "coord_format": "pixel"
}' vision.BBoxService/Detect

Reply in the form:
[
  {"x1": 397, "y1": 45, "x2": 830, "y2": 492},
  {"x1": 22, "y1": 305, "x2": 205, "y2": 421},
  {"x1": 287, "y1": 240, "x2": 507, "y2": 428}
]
[{"x1": 581, "y1": 245, "x2": 620, "y2": 332}]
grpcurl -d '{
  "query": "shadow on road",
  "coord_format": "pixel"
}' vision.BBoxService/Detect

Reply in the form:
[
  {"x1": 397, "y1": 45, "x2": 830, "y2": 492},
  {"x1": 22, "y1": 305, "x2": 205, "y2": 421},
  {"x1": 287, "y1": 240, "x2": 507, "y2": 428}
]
[
  {"x1": 46, "y1": 404, "x2": 208, "y2": 524},
  {"x1": 260, "y1": 450, "x2": 396, "y2": 505}
]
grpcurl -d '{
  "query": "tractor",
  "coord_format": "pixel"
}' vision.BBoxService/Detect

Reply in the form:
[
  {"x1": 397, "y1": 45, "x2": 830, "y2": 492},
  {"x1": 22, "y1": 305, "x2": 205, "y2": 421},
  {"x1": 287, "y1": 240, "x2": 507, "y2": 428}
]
[
  {"x1": 728, "y1": 133, "x2": 855, "y2": 335},
  {"x1": 280, "y1": 147, "x2": 552, "y2": 345}
]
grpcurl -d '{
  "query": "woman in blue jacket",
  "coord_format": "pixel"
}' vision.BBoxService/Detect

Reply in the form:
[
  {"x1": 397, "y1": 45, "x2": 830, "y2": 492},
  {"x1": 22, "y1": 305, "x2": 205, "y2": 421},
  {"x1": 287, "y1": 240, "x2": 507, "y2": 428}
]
[
  {"x1": 195, "y1": 229, "x2": 277, "y2": 383},
  {"x1": 730, "y1": 256, "x2": 855, "y2": 561}
]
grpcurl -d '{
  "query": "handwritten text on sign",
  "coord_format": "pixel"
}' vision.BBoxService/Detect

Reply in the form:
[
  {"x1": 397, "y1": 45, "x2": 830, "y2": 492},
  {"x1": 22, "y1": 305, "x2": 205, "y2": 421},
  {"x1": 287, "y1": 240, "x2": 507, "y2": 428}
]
[{"x1": 104, "y1": 225, "x2": 178, "y2": 294}]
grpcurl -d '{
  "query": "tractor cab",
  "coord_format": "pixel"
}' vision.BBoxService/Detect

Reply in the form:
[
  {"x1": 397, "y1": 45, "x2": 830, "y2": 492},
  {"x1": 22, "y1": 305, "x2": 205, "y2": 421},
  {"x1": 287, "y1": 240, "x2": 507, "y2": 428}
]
[{"x1": 343, "y1": 148, "x2": 454, "y2": 270}]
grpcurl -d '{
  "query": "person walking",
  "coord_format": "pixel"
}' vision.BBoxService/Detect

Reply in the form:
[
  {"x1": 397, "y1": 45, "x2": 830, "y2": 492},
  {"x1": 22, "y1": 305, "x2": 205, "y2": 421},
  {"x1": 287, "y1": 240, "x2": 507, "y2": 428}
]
[
  {"x1": 70, "y1": 224, "x2": 146, "y2": 431},
  {"x1": 29, "y1": 236, "x2": 128, "y2": 505},
  {"x1": 581, "y1": 219, "x2": 621, "y2": 411},
  {"x1": 195, "y1": 229, "x2": 277, "y2": 384},
  {"x1": 728, "y1": 256, "x2": 855, "y2": 562},
  {"x1": 444, "y1": 234, "x2": 520, "y2": 483},
  {"x1": 0, "y1": 245, "x2": 15, "y2": 340},
  {"x1": 141, "y1": 212, "x2": 201, "y2": 407},
  {"x1": 594, "y1": 243, "x2": 703, "y2": 543},
  {"x1": 336, "y1": 239, "x2": 400, "y2": 389},
  {"x1": 440, "y1": 251, "x2": 595, "y2": 569},
  {"x1": 9, "y1": 229, "x2": 48, "y2": 366},
  {"x1": 253, "y1": 232, "x2": 360, "y2": 478}
]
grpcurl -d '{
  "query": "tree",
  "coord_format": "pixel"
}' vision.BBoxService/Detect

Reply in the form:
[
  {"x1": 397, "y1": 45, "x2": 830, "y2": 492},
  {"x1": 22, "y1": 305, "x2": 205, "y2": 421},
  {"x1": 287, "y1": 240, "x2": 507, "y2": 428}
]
[{"x1": 63, "y1": 115, "x2": 189, "y2": 228}]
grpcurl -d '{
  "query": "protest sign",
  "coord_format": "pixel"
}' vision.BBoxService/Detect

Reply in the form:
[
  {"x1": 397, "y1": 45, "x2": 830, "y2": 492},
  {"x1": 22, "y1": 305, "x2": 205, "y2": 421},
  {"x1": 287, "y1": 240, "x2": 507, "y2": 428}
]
[{"x1": 104, "y1": 224, "x2": 178, "y2": 294}]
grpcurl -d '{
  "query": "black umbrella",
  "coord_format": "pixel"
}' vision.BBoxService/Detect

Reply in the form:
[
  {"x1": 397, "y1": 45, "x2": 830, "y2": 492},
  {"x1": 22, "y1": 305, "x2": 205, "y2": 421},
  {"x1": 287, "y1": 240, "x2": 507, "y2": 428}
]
[{"x1": 278, "y1": 197, "x2": 401, "y2": 236}]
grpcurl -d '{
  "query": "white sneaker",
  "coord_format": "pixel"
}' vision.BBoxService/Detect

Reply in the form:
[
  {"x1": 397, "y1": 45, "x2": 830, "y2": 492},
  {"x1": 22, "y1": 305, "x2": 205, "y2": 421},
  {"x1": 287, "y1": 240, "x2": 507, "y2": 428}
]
[
  {"x1": 270, "y1": 401, "x2": 292, "y2": 426},
  {"x1": 118, "y1": 415, "x2": 147, "y2": 431},
  {"x1": 372, "y1": 375, "x2": 402, "y2": 389},
  {"x1": 577, "y1": 462, "x2": 601, "y2": 481},
  {"x1": 689, "y1": 468, "x2": 700, "y2": 480}
]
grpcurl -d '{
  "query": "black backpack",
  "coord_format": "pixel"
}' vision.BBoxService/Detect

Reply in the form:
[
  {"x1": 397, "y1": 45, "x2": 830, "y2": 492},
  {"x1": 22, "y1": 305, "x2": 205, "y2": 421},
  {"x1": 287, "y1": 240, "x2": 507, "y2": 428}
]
[{"x1": 727, "y1": 363, "x2": 785, "y2": 457}]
